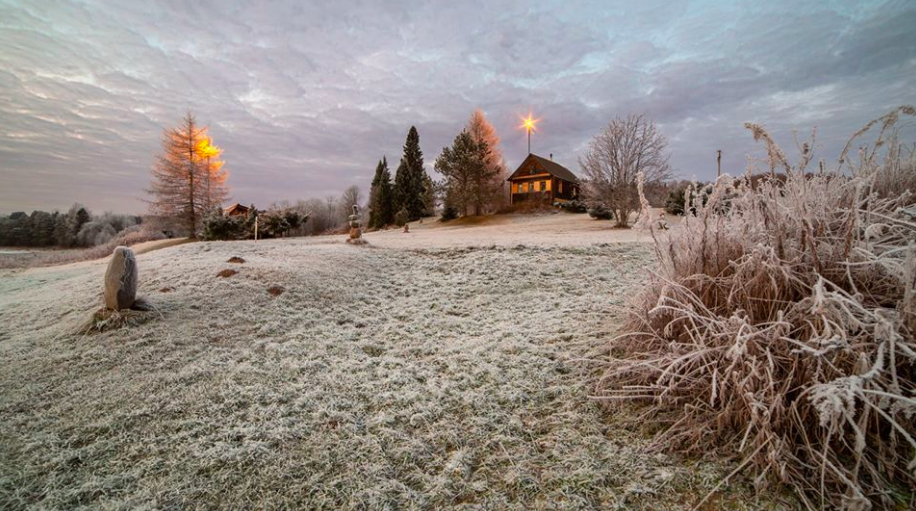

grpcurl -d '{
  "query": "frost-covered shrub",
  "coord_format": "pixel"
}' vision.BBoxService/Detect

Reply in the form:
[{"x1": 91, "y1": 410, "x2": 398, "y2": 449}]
[
  {"x1": 587, "y1": 205, "x2": 613, "y2": 220},
  {"x1": 76, "y1": 213, "x2": 140, "y2": 247},
  {"x1": 77, "y1": 221, "x2": 117, "y2": 246},
  {"x1": 557, "y1": 199, "x2": 587, "y2": 213},
  {"x1": 597, "y1": 106, "x2": 916, "y2": 510},
  {"x1": 664, "y1": 183, "x2": 715, "y2": 215}
]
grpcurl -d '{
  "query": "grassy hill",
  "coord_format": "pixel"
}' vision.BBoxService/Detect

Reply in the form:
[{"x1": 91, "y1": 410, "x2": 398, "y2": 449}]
[{"x1": 0, "y1": 220, "x2": 786, "y2": 510}]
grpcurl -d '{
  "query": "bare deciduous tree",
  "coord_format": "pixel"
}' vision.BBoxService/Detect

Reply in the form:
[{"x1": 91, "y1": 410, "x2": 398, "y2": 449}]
[
  {"x1": 338, "y1": 185, "x2": 363, "y2": 224},
  {"x1": 580, "y1": 114, "x2": 672, "y2": 227}
]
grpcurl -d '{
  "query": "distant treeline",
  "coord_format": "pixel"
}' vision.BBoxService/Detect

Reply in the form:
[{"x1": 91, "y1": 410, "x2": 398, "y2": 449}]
[{"x1": 0, "y1": 205, "x2": 142, "y2": 248}]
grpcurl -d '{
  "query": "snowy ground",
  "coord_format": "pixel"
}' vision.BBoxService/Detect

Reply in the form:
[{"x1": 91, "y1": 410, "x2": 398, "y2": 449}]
[
  {"x1": 0, "y1": 216, "x2": 786, "y2": 510},
  {"x1": 362, "y1": 211, "x2": 667, "y2": 249}
]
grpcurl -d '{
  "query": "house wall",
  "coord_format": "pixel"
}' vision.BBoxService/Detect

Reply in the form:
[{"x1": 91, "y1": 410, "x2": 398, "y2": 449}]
[{"x1": 509, "y1": 176, "x2": 554, "y2": 204}]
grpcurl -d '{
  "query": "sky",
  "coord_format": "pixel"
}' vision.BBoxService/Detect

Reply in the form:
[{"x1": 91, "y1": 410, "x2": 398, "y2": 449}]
[{"x1": 0, "y1": 0, "x2": 914, "y2": 214}]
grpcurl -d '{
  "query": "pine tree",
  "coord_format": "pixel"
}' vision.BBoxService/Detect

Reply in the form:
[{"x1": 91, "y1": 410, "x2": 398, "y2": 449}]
[
  {"x1": 394, "y1": 126, "x2": 428, "y2": 221},
  {"x1": 434, "y1": 131, "x2": 481, "y2": 217},
  {"x1": 148, "y1": 113, "x2": 228, "y2": 237},
  {"x1": 422, "y1": 172, "x2": 436, "y2": 216},
  {"x1": 30, "y1": 211, "x2": 55, "y2": 247},
  {"x1": 368, "y1": 157, "x2": 394, "y2": 228}
]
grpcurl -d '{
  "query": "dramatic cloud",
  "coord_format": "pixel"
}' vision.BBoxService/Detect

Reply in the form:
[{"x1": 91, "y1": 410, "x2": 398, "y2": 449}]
[{"x1": 1, "y1": 0, "x2": 914, "y2": 213}]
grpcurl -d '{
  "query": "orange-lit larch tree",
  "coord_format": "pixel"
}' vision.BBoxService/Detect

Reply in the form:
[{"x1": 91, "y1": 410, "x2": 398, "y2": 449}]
[
  {"x1": 466, "y1": 109, "x2": 507, "y2": 213},
  {"x1": 195, "y1": 136, "x2": 229, "y2": 213},
  {"x1": 148, "y1": 112, "x2": 226, "y2": 237}
]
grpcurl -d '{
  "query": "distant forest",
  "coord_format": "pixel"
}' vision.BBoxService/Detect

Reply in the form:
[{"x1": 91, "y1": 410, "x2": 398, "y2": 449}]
[{"x1": 0, "y1": 205, "x2": 142, "y2": 248}]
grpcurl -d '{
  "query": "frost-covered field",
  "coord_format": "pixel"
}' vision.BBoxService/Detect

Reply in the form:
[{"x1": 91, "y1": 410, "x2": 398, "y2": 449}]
[{"x1": 0, "y1": 226, "x2": 785, "y2": 510}]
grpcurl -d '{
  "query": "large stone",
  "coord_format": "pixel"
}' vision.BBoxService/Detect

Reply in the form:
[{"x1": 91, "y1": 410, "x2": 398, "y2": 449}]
[{"x1": 104, "y1": 246, "x2": 138, "y2": 310}]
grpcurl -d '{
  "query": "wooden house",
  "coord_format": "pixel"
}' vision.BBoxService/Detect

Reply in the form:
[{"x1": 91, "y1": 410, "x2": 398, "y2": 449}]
[
  {"x1": 223, "y1": 203, "x2": 252, "y2": 217},
  {"x1": 507, "y1": 153, "x2": 580, "y2": 205}
]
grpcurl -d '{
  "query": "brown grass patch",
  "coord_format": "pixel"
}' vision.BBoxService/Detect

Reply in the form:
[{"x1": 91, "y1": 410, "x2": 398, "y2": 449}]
[
  {"x1": 266, "y1": 285, "x2": 285, "y2": 296},
  {"x1": 227, "y1": 256, "x2": 245, "y2": 263},
  {"x1": 216, "y1": 269, "x2": 238, "y2": 278}
]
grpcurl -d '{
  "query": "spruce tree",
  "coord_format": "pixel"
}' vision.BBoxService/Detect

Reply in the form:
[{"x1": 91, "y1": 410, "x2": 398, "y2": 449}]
[
  {"x1": 368, "y1": 157, "x2": 394, "y2": 228},
  {"x1": 422, "y1": 173, "x2": 436, "y2": 216},
  {"x1": 434, "y1": 131, "x2": 484, "y2": 217},
  {"x1": 394, "y1": 126, "x2": 428, "y2": 221}
]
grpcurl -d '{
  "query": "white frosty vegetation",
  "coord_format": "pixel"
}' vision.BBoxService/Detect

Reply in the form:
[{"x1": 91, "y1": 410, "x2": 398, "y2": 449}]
[
  {"x1": 0, "y1": 236, "x2": 788, "y2": 510},
  {"x1": 597, "y1": 106, "x2": 916, "y2": 510}
]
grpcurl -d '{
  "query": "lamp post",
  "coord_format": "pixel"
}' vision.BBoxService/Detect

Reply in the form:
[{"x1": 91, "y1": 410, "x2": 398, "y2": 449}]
[
  {"x1": 717, "y1": 149, "x2": 722, "y2": 178},
  {"x1": 519, "y1": 113, "x2": 538, "y2": 154}
]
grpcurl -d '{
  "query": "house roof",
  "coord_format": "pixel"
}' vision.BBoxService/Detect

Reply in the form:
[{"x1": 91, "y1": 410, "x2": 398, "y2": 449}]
[
  {"x1": 224, "y1": 203, "x2": 251, "y2": 214},
  {"x1": 508, "y1": 153, "x2": 579, "y2": 183}
]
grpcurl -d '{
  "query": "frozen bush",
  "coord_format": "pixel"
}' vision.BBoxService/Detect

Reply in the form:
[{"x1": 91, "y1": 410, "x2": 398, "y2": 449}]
[
  {"x1": 76, "y1": 213, "x2": 140, "y2": 247},
  {"x1": 597, "y1": 106, "x2": 916, "y2": 510},
  {"x1": 587, "y1": 205, "x2": 613, "y2": 220}
]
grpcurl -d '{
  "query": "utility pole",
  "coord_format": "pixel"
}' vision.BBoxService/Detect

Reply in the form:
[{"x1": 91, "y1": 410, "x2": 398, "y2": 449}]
[{"x1": 717, "y1": 150, "x2": 722, "y2": 178}]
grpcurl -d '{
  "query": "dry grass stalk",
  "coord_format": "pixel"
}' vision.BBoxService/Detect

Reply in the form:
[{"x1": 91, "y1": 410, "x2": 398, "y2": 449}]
[{"x1": 597, "y1": 107, "x2": 916, "y2": 510}]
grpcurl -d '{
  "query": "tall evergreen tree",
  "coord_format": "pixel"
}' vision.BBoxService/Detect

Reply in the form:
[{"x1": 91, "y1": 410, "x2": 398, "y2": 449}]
[
  {"x1": 368, "y1": 157, "x2": 394, "y2": 228},
  {"x1": 30, "y1": 211, "x2": 55, "y2": 247},
  {"x1": 434, "y1": 131, "x2": 485, "y2": 217},
  {"x1": 422, "y1": 172, "x2": 436, "y2": 216},
  {"x1": 394, "y1": 126, "x2": 428, "y2": 221}
]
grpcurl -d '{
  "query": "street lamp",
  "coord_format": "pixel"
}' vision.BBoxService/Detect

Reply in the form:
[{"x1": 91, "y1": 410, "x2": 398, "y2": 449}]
[{"x1": 519, "y1": 113, "x2": 539, "y2": 154}]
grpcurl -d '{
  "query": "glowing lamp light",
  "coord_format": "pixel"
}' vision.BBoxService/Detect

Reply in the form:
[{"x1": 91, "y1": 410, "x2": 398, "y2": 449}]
[
  {"x1": 518, "y1": 113, "x2": 539, "y2": 154},
  {"x1": 519, "y1": 113, "x2": 539, "y2": 133}
]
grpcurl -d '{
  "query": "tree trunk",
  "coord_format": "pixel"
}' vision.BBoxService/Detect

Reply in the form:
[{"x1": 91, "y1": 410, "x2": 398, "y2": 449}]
[{"x1": 188, "y1": 131, "x2": 196, "y2": 238}]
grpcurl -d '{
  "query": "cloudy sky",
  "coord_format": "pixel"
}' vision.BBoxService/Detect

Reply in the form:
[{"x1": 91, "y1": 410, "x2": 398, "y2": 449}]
[{"x1": 1, "y1": 0, "x2": 914, "y2": 214}]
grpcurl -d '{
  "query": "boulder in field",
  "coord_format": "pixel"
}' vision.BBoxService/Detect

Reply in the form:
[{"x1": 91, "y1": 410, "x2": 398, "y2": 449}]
[{"x1": 104, "y1": 246, "x2": 138, "y2": 310}]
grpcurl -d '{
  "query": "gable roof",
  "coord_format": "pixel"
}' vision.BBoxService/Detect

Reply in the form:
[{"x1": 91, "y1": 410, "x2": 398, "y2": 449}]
[
  {"x1": 508, "y1": 153, "x2": 579, "y2": 183},
  {"x1": 224, "y1": 203, "x2": 251, "y2": 215}
]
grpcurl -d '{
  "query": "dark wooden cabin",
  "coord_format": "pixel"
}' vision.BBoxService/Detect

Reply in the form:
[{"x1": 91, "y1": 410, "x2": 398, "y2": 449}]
[
  {"x1": 507, "y1": 153, "x2": 580, "y2": 205},
  {"x1": 224, "y1": 203, "x2": 252, "y2": 217}
]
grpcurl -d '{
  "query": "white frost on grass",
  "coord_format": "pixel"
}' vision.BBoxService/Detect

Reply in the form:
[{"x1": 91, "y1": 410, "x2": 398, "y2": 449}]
[{"x1": 0, "y1": 236, "x2": 784, "y2": 510}]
